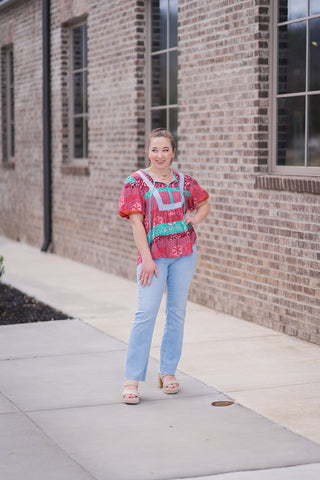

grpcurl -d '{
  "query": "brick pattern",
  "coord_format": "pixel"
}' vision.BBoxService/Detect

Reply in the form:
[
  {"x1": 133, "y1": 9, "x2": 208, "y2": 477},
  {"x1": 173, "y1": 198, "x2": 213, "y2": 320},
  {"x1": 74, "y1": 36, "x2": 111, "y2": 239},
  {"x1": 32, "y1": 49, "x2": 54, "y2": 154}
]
[
  {"x1": 50, "y1": 0, "x2": 145, "y2": 281},
  {"x1": 256, "y1": 175, "x2": 320, "y2": 195},
  {"x1": 177, "y1": 0, "x2": 319, "y2": 345},
  {"x1": 0, "y1": 0, "x2": 319, "y2": 345},
  {"x1": 0, "y1": 0, "x2": 43, "y2": 245}
]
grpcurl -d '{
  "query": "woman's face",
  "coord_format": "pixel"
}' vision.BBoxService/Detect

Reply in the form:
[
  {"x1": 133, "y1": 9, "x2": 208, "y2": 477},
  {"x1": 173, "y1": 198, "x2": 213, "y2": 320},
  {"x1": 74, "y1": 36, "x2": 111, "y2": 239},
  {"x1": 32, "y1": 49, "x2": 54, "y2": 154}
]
[{"x1": 148, "y1": 137, "x2": 175, "y2": 171}]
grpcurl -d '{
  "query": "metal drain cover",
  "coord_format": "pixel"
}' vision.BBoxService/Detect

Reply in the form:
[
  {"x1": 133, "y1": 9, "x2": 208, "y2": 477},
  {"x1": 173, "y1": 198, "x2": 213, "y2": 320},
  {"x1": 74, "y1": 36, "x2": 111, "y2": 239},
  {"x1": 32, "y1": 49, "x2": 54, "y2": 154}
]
[{"x1": 211, "y1": 400, "x2": 234, "y2": 407}]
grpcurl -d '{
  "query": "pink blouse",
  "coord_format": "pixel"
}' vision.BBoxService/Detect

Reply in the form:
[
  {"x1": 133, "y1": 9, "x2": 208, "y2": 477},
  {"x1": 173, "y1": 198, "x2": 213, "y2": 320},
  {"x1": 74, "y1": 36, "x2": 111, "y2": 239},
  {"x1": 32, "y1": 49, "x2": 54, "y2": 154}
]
[{"x1": 119, "y1": 169, "x2": 209, "y2": 264}]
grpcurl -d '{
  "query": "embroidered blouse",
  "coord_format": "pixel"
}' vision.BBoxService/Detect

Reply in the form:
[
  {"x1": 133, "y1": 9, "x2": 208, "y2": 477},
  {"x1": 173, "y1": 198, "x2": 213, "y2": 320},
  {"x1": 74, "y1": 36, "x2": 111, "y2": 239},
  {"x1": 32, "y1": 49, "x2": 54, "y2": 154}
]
[{"x1": 118, "y1": 170, "x2": 209, "y2": 264}]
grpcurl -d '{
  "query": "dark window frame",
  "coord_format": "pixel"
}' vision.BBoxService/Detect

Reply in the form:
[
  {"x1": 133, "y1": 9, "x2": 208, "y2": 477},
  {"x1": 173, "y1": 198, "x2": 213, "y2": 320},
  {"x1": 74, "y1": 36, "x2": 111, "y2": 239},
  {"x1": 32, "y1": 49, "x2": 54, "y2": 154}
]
[
  {"x1": 271, "y1": 1, "x2": 320, "y2": 175},
  {"x1": 69, "y1": 21, "x2": 88, "y2": 161},
  {"x1": 147, "y1": 0, "x2": 178, "y2": 142},
  {"x1": 1, "y1": 45, "x2": 15, "y2": 166}
]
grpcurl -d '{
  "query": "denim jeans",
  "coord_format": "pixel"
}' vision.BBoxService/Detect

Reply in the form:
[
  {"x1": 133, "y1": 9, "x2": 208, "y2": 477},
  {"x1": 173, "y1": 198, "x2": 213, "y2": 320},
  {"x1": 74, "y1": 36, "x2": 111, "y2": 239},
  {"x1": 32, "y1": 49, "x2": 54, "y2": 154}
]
[{"x1": 125, "y1": 245, "x2": 198, "y2": 381}]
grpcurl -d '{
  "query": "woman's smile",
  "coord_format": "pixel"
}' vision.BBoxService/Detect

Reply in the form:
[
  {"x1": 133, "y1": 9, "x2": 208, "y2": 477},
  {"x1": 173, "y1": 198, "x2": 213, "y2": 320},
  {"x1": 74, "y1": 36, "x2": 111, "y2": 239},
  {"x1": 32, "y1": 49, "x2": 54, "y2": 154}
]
[{"x1": 148, "y1": 137, "x2": 175, "y2": 174}]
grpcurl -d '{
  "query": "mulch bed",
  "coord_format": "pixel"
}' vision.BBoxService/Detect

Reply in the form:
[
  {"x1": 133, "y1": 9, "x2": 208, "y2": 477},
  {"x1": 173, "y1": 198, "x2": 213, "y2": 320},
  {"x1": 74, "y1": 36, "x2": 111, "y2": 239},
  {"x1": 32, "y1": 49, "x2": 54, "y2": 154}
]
[{"x1": 0, "y1": 282, "x2": 71, "y2": 325}]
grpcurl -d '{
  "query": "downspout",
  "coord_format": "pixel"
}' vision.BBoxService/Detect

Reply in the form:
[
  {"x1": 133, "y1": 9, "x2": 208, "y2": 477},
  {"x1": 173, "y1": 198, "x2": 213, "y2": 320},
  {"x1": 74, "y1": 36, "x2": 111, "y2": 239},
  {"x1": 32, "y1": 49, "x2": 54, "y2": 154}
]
[{"x1": 41, "y1": 0, "x2": 52, "y2": 252}]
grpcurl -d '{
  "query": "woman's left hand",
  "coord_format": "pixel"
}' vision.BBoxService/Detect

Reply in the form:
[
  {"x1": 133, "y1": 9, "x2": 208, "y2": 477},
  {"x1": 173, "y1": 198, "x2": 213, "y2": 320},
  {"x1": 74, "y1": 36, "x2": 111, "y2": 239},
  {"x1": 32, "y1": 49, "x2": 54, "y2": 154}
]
[
  {"x1": 186, "y1": 200, "x2": 210, "y2": 225},
  {"x1": 185, "y1": 213, "x2": 196, "y2": 225}
]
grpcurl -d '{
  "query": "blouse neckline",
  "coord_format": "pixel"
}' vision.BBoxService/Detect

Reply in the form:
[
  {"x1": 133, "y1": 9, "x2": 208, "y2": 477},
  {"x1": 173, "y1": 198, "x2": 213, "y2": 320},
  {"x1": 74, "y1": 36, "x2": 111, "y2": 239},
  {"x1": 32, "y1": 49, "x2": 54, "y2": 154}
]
[{"x1": 142, "y1": 169, "x2": 177, "y2": 186}]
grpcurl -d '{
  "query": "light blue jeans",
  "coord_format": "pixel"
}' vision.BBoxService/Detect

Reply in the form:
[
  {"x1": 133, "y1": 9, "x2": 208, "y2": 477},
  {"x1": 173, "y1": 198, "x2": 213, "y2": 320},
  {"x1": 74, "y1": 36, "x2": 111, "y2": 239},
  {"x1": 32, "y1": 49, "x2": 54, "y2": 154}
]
[{"x1": 125, "y1": 245, "x2": 198, "y2": 381}]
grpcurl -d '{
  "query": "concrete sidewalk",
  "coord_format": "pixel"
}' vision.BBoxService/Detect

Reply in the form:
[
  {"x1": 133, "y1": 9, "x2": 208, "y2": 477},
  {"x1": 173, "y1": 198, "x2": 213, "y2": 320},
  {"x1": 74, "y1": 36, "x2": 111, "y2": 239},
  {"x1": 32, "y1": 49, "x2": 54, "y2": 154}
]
[{"x1": 1, "y1": 235, "x2": 320, "y2": 480}]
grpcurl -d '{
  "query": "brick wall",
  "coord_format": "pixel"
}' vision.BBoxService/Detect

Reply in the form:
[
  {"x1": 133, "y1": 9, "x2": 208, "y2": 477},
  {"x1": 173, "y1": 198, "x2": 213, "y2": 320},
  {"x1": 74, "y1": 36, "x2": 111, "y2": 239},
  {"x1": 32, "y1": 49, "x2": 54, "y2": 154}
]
[
  {"x1": 50, "y1": 0, "x2": 145, "y2": 279},
  {"x1": 178, "y1": 0, "x2": 320, "y2": 345},
  {"x1": 0, "y1": 0, "x2": 319, "y2": 345},
  {"x1": 0, "y1": 0, "x2": 43, "y2": 246}
]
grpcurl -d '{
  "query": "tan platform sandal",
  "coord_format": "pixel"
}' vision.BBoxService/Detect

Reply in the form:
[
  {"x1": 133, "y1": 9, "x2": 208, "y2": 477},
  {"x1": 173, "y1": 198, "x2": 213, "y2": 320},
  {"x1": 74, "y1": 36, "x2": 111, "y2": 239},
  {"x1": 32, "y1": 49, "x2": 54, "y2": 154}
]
[
  {"x1": 122, "y1": 380, "x2": 140, "y2": 405},
  {"x1": 158, "y1": 373, "x2": 179, "y2": 394}
]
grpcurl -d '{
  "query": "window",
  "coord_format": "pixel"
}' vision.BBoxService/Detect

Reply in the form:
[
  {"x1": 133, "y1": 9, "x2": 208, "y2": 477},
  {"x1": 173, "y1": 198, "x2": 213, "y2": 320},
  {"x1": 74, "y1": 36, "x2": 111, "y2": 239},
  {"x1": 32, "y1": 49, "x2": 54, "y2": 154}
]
[
  {"x1": 70, "y1": 22, "x2": 88, "y2": 160},
  {"x1": 148, "y1": 0, "x2": 178, "y2": 140},
  {"x1": 272, "y1": 1, "x2": 320, "y2": 174},
  {"x1": 1, "y1": 46, "x2": 14, "y2": 163}
]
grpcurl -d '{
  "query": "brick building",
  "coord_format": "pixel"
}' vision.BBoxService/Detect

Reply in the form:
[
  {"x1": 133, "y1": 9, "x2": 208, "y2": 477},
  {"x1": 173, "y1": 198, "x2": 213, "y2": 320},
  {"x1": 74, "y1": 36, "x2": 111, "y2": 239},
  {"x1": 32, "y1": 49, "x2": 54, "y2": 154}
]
[{"x1": 0, "y1": 0, "x2": 319, "y2": 344}]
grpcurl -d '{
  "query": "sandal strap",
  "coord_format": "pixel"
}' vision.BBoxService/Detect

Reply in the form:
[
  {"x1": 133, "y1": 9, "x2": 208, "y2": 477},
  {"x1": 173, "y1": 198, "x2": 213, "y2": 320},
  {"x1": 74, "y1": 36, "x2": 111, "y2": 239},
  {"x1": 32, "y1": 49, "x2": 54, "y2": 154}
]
[
  {"x1": 164, "y1": 380, "x2": 179, "y2": 387},
  {"x1": 161, "y1": 375, "x2": 179, "y2": 387},
  {"x1": 124, "y1": 380, "x2": 138, "y2": 387},
  {"x1": 122, "y1": 389, "x2": 140, "y2": 398}
]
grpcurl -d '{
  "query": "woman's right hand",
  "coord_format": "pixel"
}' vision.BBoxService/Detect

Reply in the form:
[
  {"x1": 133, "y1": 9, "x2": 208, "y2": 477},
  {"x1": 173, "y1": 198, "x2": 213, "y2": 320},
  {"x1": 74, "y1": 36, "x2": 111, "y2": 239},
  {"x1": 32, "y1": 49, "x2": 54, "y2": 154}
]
[
  {"x1": 129, "y1": 212, "x2": 158, "y2": 287},
  {"x1": 139, "y1": 257, "x2": 158, "y2": 287}
]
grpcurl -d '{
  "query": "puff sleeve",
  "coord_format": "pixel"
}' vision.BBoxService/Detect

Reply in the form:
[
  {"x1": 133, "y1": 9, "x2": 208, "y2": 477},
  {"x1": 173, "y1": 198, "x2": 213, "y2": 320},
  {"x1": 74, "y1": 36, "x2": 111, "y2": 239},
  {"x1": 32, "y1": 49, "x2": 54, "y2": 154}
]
[
  {"x1": 185, "y1": 175, "x2": 209, "y2": 211},
  {"x1": 118, "y1": 174, "x2": 146, "y2": 219}
]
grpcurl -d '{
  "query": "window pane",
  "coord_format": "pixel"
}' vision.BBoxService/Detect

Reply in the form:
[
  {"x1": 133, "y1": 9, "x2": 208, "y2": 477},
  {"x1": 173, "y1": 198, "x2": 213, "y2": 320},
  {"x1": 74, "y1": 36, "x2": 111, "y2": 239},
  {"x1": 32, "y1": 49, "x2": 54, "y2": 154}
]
[
  {"x1": 310, "y1": 17, "x2": 320, "y2": 91},
  {"x1": 308, "y1": 95, "x2": 320, "y2": 166},
  {"x1": 277, "y1": 96, "x2": 305, "y2": 166},
  {"x1": 10, "y1": 86, "x2": 14, "y2": 122},
  {"x1": 84, "y1": 70, "x2": 88, "y2": 113},
  {"x1": 150, "y1": 0, "x2": 178, "y2": 141},
  {"x1": 169, "y1": 50, "x2": 177, "y2": 104},
  {"x1": 278, "y1": 0, "x2": 307, "y2": 23},
  {"x1": 169, "y1": 108, "x2": 177, "y2": 142},
  {"x1": 151, "y1": 109, "x2": 166, "y2": 130},
  {"x1": 9, "y1": 50, "x2": 14, "y2": 84},
  {"x1": 73, "y1": 72, "x2": 83, "y2": 114},
  {"x1": 169, "y1": 0, "x2": 178, "y2": 48},
  {"x1": 7, "y1": 50, "x2": 14, "y2": 159},
  {"x1": 152, "y1": 53, "x2": 167, "y2": 106},
  {"x1": 74, "y1": 117, "x2": 84, "y2": 158},
  {"x1": 84, "y1": 116, "x2": 88, "y2": 158},
  {"x1": 83, "y1": 24, "x2": 87, "y2": 68},
  {"x1": 10, "y1": 123, "x2": 14, "y2": 157},
  {"x1": 73, "y1": 26, "x2": 84, "y2": 70},
  {"x1": 310, "y1": 0, "x2": 320, "y2": 15},
  {"x1": 278, "y1": 21, "x2": 306, "y2": 94},
  {"x1": 151, "y1": 0, "x2": 167, "y2": 52},
  {"x1": 151, "y1": 0, "x2": 160, "y2": 52},
  {"x1": 169, "y1": 108, "x2": 178, "y2": 160}
]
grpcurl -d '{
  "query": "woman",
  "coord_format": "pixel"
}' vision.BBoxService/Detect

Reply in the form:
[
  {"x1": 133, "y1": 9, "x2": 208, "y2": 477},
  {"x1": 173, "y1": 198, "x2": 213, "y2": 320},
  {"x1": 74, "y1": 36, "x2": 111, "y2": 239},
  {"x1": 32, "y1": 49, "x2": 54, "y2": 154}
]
[{"x1": 119, "y1": 128, "x2": 210, "y2": 404}]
